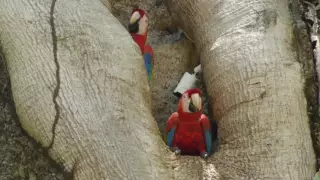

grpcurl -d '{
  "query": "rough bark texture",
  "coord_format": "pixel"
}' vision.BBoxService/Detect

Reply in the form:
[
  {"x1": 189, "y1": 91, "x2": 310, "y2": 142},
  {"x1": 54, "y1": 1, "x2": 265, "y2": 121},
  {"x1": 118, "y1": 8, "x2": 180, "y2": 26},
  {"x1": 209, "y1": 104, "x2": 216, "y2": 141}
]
[
  {"x1": 301, "y1": 0, "x2": 320, "y2": 166},
  {"x1": 0, "y1": 0, "x2": 317, "y2": 179},
  {"x1": 165, "y1": 0, "x2": 317, "y2": 179},
  {"x1": 0, "y1": 0, "x2": 171, "y2": 179},
  {"x1": 0, "y1": 54, "x2": 64, "y2": 180},
  {"x1": 295, "y1": 0, "x2": 320, "y2": 168}
]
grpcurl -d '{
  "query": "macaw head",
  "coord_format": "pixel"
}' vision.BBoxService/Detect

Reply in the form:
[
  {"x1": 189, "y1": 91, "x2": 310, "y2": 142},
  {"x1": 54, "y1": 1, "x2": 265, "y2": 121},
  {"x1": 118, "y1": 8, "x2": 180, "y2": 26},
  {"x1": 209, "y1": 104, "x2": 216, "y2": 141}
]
[
  {"x1": 179, "y1": 88, "x2": 202, "y2": 113},
  {"x1": 128, "y1": 8, "x2": 148, "y2": 35}
]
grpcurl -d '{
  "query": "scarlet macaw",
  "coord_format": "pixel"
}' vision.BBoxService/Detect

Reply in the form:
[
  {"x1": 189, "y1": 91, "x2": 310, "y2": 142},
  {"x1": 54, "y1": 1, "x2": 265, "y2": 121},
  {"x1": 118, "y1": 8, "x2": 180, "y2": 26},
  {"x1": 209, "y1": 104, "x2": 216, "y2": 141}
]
[
  {"x1": 164, "y1": 88, "x2": 212, "y2": 158},
  {"x1": 128, "y1": 8, "x2": 154, "y2": 87}
]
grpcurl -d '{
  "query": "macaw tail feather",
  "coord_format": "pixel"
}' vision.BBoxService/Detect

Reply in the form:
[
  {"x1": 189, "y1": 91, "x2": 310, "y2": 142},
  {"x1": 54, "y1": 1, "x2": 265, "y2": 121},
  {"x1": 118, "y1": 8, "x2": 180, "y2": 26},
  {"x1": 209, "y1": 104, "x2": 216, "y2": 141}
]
[
  {"x1": 166, "y1": 128, "x2": 176, "y2": 147},
  {"x1": 143, "y1": 50, "x2": 153, "y2": 88},
  {"x1": 205, "y1": 130, "x2": 212, "y2": 154}
]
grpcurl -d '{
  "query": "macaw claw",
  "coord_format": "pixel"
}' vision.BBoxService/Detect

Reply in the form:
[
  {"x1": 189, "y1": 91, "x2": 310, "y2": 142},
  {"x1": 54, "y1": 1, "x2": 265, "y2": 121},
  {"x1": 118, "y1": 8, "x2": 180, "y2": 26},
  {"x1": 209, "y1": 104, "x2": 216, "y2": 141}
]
[
  {"x1": 200, "y1": 152, "x2": 209, "y2": 159},
  {"x1": 170, "y1": 147, "x2": 181, "y2": 155}
]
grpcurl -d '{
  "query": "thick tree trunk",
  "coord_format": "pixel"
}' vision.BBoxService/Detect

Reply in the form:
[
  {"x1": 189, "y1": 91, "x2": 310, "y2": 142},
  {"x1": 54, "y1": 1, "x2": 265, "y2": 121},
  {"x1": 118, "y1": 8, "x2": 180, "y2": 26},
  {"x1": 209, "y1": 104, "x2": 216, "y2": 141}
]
[
  {"x1": 0, "y1": 0, "x2": 317, "y2": 179},
  {"x1": 0, "y1": 0, "x2": 171, "y2": 179},
  {"x1": 165, "y1": 0, "x2": 317, "y2": 179}
]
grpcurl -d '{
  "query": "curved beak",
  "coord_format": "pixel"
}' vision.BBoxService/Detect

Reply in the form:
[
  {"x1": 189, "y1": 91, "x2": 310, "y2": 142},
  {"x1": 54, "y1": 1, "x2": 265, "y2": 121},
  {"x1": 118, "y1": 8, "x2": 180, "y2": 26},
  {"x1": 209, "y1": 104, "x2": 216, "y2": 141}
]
[
  {"x1": 188, "y1": 93, "x2": 201, "y2": 112},
  {"x1": 129, "y1": 11, "x2": 141, "y2": 24}
]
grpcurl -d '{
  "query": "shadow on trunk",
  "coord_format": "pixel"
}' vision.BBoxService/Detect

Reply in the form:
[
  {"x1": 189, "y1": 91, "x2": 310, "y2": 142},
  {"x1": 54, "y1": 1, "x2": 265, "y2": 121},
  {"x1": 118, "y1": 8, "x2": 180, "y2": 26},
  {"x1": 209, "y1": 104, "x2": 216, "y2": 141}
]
[{"x1": 0, "y1": 45, "x2": 65, "y2": 180}]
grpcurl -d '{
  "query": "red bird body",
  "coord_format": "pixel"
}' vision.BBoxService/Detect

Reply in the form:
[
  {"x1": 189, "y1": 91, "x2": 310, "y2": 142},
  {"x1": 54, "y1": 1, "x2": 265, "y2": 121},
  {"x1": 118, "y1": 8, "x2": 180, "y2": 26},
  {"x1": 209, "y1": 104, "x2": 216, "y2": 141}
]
[
  {"x1": 128, "y1": 8, "x2": 154, "y2": 87},
  {"x1": 167, "y1": 112, "x2": 208, "y2": 154},
  {"x1": 165, "y1": 88, "x2": 212, "y2": 157},
  {"x1": 130, "y1": 32, "x2": 147, "y2": 54}
]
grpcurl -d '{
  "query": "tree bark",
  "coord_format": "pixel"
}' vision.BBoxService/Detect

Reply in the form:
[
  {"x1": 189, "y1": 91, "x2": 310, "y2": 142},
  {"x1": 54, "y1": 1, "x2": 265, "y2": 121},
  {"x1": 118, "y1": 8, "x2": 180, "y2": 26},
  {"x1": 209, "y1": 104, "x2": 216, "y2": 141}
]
[
  {"x1": 0, "y1": 0, "x2": 317, "y2": 179},
  {"x1": 0, "y1": 0, "x2": 171, "y2": 179},
  {"x1": 165, "y1": 0, "x2": 317, "y2": 179}
]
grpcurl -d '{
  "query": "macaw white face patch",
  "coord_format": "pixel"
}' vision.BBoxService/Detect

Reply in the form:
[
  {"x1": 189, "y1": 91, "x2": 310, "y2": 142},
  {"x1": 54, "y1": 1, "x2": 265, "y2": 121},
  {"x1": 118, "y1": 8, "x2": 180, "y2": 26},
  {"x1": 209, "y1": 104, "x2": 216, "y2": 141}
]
[
  {"x1": 138, "y1": 15, "x2": 148, "y2": 35},
  {"x1": 182, "y1": 93, "x2": 191, "y2": 113},
  {"x1": 181, "y1": 93, "x2": 202, "y2": 113},
  {"x1": 129, "y1": 11, "x2": 141, "y2": 24}
]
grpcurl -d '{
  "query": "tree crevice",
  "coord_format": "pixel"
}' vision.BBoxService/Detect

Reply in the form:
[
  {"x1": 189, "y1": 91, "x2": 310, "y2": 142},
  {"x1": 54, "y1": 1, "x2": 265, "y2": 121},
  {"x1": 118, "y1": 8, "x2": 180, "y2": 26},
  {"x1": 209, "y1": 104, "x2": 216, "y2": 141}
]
[
  {"x1": 299, "y1": 0, "x2": 320, "y2": 169},
  {"x1": 48, "y1": 0, "x2": 60, "y2": 150}
]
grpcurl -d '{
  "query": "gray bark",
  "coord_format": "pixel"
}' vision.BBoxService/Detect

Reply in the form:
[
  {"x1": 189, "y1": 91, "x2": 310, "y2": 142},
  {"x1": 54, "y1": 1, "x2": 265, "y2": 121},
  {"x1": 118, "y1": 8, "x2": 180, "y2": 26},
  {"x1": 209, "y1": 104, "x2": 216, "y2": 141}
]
[
  {"x1": 0, "y1": 0, "x2": 170, "y2": 179},
  {"x1": 0, "y1": 0, "x2": 317, "y2": 179},
  {"x1": 165, "y1": 0, "x2": 317, "y2": 179}
]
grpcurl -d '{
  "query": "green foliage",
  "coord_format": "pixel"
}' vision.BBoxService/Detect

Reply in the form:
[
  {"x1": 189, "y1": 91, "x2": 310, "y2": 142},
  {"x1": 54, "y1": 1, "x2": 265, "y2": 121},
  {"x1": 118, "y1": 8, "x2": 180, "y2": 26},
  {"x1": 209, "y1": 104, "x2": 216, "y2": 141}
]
[{"x1": 313, "y1": 171, "x2": 320, "y2": 180}]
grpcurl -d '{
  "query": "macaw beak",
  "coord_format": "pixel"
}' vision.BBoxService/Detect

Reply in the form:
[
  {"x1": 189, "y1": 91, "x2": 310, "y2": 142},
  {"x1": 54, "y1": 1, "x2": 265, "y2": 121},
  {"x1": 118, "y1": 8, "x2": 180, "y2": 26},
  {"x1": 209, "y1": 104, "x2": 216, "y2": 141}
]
[
  {"x1": 129, "y1": 11, "x2": 141, "y2": 24},
  {"x1": 189, "y1": 93, "x2": 201, "y2": 112}
]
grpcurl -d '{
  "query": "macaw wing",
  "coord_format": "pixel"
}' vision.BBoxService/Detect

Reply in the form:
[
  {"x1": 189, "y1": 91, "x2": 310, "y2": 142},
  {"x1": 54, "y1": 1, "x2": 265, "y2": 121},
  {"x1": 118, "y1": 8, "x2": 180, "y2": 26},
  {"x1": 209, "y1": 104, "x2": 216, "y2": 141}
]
[
  {"x1": 131, "y1": 33, "x2": 147, "y2": 54},
  {"x1": 143, "y1": 53, "x2": 153, "y2": 76},
  {"x1": 200, "y1": 114, "x2": 212, "y2": 154},
  {"x1": 144, "y1": 44, "x2": 153, "y2": 57},
  {"x1": 164, "y1": 112, "x2": 179, "y2": 147},
  {"x1": 143, "y1": 44, "x2": 154, "y2": 87}
]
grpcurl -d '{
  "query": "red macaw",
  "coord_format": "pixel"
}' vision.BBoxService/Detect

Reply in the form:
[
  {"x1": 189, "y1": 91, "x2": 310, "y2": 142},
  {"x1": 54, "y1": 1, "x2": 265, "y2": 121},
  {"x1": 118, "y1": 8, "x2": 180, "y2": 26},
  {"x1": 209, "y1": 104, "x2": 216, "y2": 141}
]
[
  {"x1": 128, "y1": 8, "x2": 154, "y2": 88},
  {"x1": 164, "y1": 88, "x2": 212, "y2": 158}
]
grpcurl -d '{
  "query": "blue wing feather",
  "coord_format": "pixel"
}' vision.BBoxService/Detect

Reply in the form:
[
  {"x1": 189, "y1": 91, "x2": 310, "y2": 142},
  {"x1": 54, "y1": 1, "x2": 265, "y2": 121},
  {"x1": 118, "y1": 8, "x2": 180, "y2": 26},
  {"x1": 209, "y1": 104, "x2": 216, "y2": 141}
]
[
  {"x1": 143, "y1": 53, "x2": 153, "y2": 79},
  {"x1": 200, "y1": 115, "x2": 213, "y2": 155},
  {"x1": 205, "y1": 130, "x2": 212, "y2": 154},
  {"x1": 166, "y1": 128, "x2": 176, "y2": 147}
]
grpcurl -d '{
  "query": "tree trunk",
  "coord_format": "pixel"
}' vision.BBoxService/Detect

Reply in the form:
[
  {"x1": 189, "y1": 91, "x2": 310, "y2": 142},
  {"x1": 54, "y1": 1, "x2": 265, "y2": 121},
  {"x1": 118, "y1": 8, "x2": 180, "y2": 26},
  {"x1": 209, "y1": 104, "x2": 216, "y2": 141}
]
[
  {"x1": 165, "y1": 0, "x2": 317, "y2": 179},
  {"x1": 0, "y1": 0, "x2": 171, "y2": 179},
  {"x1": 0, "y1": 0, "x2": 317, "y2": 179}
]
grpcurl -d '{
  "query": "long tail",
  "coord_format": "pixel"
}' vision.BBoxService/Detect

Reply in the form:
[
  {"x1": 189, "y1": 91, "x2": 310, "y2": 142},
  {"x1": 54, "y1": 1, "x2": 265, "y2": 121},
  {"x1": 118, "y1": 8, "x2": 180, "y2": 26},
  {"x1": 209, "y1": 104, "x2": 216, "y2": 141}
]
[{"x1": 143, "y1": 44, "x2": 154, "y2": 87}]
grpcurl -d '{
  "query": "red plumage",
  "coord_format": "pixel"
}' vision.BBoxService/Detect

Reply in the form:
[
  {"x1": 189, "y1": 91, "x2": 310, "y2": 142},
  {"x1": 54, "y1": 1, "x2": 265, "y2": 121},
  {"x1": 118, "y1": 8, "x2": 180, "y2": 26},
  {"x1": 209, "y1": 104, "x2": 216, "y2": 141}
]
[
  {"x1": 131, "y1": 8, "x2": 145, "y2": 17},
  {"x1": 165, "y1": 88, "x2": 212, "y2": 156},
  {"x1": 129, "y1": 8, "x2": 148, "y2": 54},
  {"x1": 184, "y1": 88, "x2": 202, "y2": 97},
  {"x1": 131, "y1": 33, "x2": 147, "y2": 54},
  {"x1": 128, "y1": 8, "x2": 154, "y2": 87}
]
